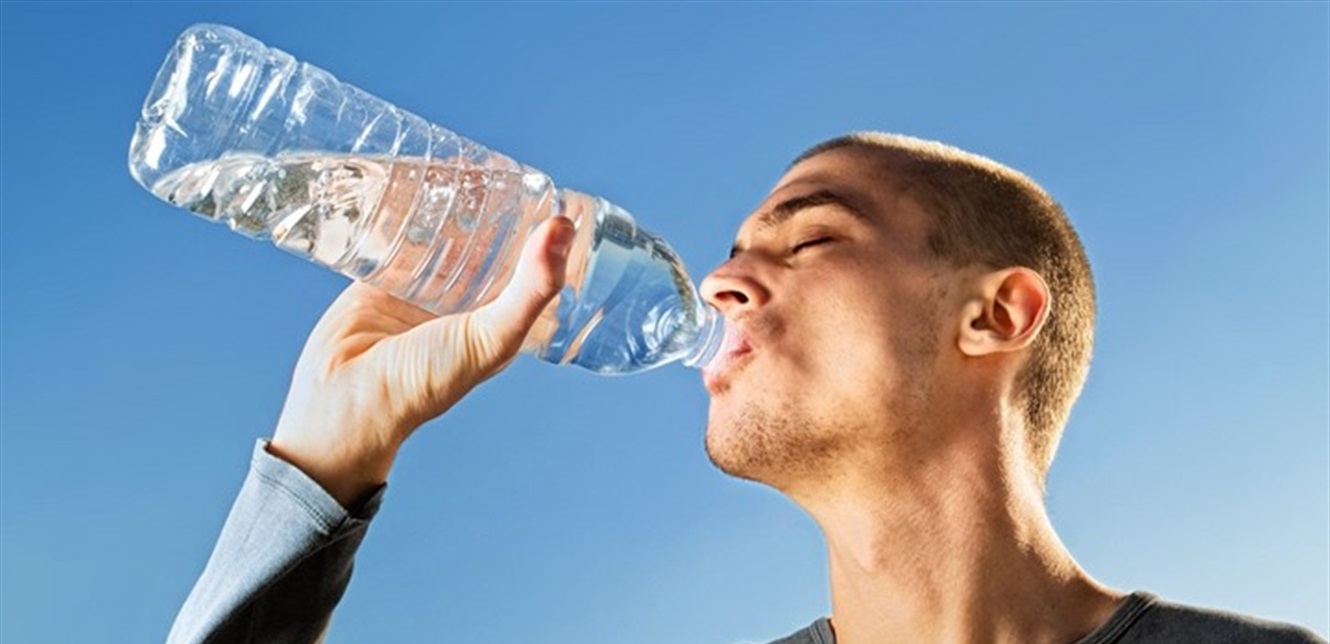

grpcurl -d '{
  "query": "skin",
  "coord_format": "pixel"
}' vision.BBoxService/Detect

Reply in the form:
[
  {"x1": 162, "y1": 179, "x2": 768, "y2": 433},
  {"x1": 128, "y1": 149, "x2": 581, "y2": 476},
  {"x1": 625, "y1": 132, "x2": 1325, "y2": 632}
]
[
  {"x1": 270, "y1": 146, "x2": 1123, "y2": 643},
  {"x1": 268, "y1": 215, "x2": 576, "y2": 506},
  {"x1": 700, "y1": 147, "x2": 1124, "y2": 644}
]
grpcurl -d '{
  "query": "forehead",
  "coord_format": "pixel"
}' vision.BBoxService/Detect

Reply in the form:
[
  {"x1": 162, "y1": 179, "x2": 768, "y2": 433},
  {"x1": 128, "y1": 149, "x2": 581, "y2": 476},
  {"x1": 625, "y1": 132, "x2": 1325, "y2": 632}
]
[{"x1": 735, "y1": 146, "x2": 931, "y2": 245}]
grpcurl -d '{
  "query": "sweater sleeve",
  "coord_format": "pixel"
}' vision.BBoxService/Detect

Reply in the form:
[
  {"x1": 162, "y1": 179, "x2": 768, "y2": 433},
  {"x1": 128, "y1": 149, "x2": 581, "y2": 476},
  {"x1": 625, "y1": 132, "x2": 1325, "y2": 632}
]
[{"x1": 167, "y1": 439, "x2": 385, "y2": 644}]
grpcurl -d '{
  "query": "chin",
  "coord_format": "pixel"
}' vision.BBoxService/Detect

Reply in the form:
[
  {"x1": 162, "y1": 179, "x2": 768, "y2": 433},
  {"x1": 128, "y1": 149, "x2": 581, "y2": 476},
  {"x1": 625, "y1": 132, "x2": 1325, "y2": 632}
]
[
  {"x1": 703, "y1": 395, "x2": 821, "y2": 489},
  {"x1": 703, "y1": 419, "x2": 763, "y2": 483}
]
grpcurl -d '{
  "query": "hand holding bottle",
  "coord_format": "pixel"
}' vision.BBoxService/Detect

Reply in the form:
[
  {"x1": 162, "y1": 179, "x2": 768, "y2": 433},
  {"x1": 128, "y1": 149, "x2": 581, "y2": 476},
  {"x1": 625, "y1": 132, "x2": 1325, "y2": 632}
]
[
  {"x1": 268, "y1": 216, "x2": 575, "y2": 507},
  {"x1": 130, "y1": 24, "x2": 724, "y2": 377}
]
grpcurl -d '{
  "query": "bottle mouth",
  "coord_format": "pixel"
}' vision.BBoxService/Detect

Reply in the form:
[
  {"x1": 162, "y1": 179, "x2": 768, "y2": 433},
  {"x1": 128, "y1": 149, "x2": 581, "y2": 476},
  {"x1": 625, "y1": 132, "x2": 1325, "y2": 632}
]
[{"x1": 682, "y1": 305, "x2": 726, "y2": 370}]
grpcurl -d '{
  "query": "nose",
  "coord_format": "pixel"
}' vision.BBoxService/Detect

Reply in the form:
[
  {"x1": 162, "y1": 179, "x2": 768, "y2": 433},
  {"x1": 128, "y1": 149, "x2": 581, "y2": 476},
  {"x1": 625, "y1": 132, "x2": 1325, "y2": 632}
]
[{"x1": 700, "y1": 259, "x2": 770, "y2": 317}]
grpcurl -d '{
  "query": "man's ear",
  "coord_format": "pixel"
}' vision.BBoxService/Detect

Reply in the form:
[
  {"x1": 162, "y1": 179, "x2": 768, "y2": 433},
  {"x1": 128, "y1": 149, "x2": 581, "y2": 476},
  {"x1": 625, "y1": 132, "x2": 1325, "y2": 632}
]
[{"x1": 957, "y1": 267, "x2": 1051, "y2": 358}]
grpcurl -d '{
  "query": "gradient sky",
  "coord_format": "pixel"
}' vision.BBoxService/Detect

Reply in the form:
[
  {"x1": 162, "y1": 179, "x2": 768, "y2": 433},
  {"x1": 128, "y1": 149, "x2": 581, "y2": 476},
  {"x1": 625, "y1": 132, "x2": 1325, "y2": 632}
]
[{"x1": 2, "y1": 3, "x2": 1326, "y2": 643}]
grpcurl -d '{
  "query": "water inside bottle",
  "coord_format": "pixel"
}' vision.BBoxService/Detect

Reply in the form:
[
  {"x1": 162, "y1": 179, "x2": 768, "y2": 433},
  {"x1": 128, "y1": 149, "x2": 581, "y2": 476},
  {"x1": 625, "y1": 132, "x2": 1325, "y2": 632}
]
[
  {"x1": 540, "y1": 195, "x2": 718, "y2": 373},
  {"x1": 151, "y1": 151, "x2": 717, "y2": 374}
]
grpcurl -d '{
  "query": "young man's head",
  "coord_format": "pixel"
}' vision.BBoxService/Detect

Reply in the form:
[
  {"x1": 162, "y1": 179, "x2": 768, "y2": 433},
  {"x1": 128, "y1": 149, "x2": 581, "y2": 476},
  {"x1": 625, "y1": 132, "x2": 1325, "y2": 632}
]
[{"x1": 700, "y1": 133, "x2": 1095, "y2": 497}]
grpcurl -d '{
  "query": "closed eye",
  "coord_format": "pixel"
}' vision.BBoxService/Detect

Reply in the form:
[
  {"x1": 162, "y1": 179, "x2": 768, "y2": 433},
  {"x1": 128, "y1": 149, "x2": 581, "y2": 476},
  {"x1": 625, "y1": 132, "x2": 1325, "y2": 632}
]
[{"x1": 791, "y1": 237, "x2": 834, "y2": 254}]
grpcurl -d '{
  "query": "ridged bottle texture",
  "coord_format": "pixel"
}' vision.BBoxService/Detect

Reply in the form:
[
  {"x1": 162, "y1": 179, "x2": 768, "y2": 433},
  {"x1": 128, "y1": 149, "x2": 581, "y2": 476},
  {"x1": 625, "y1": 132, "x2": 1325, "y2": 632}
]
[{"x1": 129, "y1": 24, "x2": 722, "y2": 374}]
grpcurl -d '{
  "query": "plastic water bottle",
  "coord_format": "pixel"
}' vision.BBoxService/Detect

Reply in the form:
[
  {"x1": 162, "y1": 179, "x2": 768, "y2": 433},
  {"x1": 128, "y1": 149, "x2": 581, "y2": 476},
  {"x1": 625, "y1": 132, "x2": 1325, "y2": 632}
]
[{"x1": 128, "y1": 24, "x2": 723, "y2": 375}]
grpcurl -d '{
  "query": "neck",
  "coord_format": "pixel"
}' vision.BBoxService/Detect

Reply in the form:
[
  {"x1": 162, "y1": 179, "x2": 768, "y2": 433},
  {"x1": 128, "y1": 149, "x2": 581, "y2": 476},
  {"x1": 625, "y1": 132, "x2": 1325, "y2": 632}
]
[{"x1": 791, "y1": 435, "x2": 1123, "y2": 644}]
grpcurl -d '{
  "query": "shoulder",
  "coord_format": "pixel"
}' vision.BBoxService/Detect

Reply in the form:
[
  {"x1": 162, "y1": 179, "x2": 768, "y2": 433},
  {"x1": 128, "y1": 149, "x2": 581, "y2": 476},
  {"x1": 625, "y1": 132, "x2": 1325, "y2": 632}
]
[
  {"x1": 1127, "y1": 593, "x2": 1325, "y2": 644},
  {"x1": 764, "y1": 618, "x2": 833, "y2": 644}
]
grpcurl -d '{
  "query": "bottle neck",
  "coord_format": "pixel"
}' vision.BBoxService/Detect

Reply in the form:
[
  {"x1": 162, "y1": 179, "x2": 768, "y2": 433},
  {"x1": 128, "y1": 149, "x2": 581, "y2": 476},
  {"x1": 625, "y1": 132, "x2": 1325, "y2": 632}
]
[{"x1": 681, "y1": 305, "x2": 726, "y2": 370}]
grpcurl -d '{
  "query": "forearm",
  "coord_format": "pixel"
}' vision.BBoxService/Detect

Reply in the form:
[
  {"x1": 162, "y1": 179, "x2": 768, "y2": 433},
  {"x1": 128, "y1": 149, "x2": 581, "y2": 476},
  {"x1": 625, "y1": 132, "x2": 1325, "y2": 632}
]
[{"x1": 168, "y1": 440, "x2": 384, "y2": 644}]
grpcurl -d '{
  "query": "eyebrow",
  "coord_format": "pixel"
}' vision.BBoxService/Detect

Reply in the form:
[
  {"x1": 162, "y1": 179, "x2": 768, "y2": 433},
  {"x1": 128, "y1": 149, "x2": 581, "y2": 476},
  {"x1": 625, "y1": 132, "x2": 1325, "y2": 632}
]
[{"x1": 729, "y1": 189, "x2": 871, "y2": 258}]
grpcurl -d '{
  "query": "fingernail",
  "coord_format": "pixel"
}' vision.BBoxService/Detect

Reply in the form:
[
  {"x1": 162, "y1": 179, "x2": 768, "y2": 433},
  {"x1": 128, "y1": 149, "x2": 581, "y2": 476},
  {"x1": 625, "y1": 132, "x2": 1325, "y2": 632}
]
[{"x1": 551, "y1": 223, "x2": 574, "y2": 259}]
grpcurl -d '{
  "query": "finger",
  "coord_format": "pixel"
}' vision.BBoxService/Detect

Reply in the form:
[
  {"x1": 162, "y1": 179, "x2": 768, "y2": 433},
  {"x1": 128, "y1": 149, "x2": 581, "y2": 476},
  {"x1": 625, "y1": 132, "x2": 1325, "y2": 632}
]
[
  {"x1": 343, "y1": 281, "x2": 438, "y2": 325},
  {"x1": 360, "y1": 216, "x2": 575, "y2": 427},
  {"x1": 466, "y1": 215, "x2": 575, "y2": 358}
]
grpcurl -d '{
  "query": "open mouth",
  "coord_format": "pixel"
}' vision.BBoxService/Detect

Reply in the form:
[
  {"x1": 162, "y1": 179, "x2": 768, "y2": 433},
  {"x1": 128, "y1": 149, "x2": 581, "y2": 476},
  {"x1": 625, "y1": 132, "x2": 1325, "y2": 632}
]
[{"x1": 702, "y1": 324, "x2": 754, "y2": 392}]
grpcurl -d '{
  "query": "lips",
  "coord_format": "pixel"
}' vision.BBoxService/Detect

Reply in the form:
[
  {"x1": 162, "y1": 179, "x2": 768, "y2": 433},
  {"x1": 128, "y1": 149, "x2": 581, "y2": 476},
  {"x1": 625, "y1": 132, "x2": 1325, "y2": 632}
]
[{"x1": 702, "y1": 320, "x2": 754, "y2": 392}]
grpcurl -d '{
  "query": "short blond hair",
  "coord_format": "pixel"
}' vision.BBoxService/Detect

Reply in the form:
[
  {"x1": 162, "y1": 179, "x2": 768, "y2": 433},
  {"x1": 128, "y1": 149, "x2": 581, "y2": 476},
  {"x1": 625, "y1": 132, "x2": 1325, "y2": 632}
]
[{"x1": 795, "y1": 133, "x2": 1096, "y2": 478}]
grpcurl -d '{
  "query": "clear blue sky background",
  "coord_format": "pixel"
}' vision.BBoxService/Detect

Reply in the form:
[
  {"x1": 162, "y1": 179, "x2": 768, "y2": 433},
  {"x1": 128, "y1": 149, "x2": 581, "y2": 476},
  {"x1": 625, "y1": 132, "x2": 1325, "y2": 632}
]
[{"x1": 2, "y1": 3, "x2": 1326, "y2": 642}]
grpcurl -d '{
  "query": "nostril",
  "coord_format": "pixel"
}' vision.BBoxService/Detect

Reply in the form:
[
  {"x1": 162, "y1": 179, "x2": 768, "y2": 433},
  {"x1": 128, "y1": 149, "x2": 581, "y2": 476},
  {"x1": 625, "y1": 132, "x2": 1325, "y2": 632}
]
[{"x1": 702, "y1": 272, "x2": 764, "y2": 311}]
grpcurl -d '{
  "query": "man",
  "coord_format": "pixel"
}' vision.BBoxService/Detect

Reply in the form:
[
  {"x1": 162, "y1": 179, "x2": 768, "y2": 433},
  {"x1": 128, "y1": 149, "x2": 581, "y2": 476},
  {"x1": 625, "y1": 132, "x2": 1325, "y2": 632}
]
[{"x1": 167, "y1": 133, "x2": 1324, "y2": 643}]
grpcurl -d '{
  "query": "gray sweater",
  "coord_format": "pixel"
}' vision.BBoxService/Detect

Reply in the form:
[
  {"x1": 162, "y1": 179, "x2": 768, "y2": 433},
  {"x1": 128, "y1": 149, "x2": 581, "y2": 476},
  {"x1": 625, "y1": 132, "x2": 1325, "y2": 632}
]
[{"x1": 167, "y1": 441, "x2": 1325, "y2": 644}]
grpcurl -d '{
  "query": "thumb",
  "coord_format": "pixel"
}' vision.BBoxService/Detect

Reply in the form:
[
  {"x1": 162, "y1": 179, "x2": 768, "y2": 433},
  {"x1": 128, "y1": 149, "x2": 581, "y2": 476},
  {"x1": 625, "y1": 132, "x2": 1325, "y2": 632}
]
[
  {"x1": 466, "y1": 215, "x2": 576, "y2": 363},
  {"x1": 368, "y1": 216, "x2": 575, "y2": 429}
]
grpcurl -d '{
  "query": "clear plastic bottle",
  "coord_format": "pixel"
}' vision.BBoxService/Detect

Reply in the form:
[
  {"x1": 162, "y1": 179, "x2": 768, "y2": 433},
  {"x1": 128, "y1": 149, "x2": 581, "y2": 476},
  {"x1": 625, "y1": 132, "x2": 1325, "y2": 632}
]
[{"x1": 128, "y1": 24, "x2": 723, "y2": 375}]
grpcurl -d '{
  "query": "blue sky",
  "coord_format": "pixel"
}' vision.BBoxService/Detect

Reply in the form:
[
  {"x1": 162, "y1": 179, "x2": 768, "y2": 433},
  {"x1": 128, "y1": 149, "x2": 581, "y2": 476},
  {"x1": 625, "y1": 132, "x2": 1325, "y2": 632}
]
[{"x1": 1, "y1": 3, "x2": 1326, "y2": 642}]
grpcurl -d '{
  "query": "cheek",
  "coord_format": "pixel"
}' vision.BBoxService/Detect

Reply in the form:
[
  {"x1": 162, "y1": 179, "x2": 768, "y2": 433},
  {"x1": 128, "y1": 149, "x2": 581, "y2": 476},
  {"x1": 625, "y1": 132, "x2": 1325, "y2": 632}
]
[
  {"x1": 800, "y1": 281, "x2": 929, "y2": 399},
  {"x1": 794, "y1": 290, "x2": 895, "y2": 380}
]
